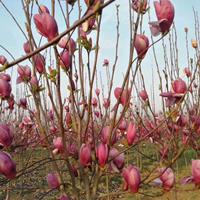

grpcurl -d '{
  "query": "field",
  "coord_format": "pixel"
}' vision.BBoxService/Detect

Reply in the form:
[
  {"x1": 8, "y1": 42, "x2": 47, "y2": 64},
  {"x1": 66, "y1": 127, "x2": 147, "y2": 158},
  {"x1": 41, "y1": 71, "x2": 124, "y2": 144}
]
[{"x1": 0, "y1": 146, "x2": 199, "y2": 200}]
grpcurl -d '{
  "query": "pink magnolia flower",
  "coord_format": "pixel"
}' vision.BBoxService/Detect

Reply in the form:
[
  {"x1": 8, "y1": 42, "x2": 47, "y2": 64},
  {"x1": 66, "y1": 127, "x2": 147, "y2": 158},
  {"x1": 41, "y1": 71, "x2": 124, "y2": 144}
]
[
  {"x1": 17, "y1": 65, "x2": 31, "y2": 84},
  {"x1": 159, "y1": 167, "x2": 175, "y2": 191},
  {"x1": 23, "y1": 41, "x2": 31, "y2": 54},
  {"x1": 92, "y1": 97, "x2": 98, "y2": 107},
  {"x1": 79, "y1": 144, "x2": 91, "y2": 167},
  {"x1": 132, "y1": 0, "x2": 147, "y2": 14},
  {"x1": 34, "y1": 13, "x2": 58, "y2": 41},
  {"x1": 0, "y1": 55, "x2": 7, "y2": 65},
  {"x1": 192, "y1": 160, "x2": 200, "y2": 185},
  {"x1": 103, "y1": 59, "x2": 109, "y2": 66},
  {"x1": 0, "y1": 151, "x2": 16, "y2": 179},
  {"x1": 94, "y1": 111, "x2": 100, "y2": 118},
  {"x1": 60, "y1": 50, "x2": 72, "y2": 70},
  {"x1": 58, "y1": 37, "x2": 76, "y2": 54},
  {"x1": 118, "y1": 120, "x2": 127, "y2": 131},
  {"x1": 149, "y1": 0, "x2": 174, "y2": 36},
  {"x1": 172, "y1": 79, "x2": 187, "y2": 94},
  {"x1": 139, "y1": 90, "x2": 148, "y2": 101},
  {"x1": 0, "y1": 78, "x2": 11, "y2": 99},
  {"x1": 127, "y1": 122, "x2": 136, "y2": 145},
  {"x1": 53, "y1": 137, "x2": 64, "y2": 153},
  {"x1": 0, "y1": 124, "x2": 13, "y2": 148},
  {"x1": 101, "y1": 126, "x2": 117, "y2": 145},
  {"x1": 122, "y1": 165, "x2": 141, "y2": 193},
  {"x1": 109, "y1": 148, "x2": 124, "y2": 172},
  {"x1": 160, "y1": 78, "x2": 187, "y2": 106},
  {"x1": 96, "y1": 143, "x2": 108, "y2": 167},
  {"x1": 134, "y1": 34, "x2": 149, "y2": 59},
  {"x1": 114, "y1": 87, "x2": 131, "y2": 106},
  {"x1": 103, "y1": 98, "x2": 110, "y2": 109},
  {"x1": 101, "y1": 126, "x2": 110, "y2": 144},
  {"x1": 33, "y1": 54, "x2": 45, "y2": 74},
  {"x1": 47, "y1": 172, "x2": 60, "y2": 189},
  {"x1": 67, "y1": 143, "x2": 78, "y2": 158}
]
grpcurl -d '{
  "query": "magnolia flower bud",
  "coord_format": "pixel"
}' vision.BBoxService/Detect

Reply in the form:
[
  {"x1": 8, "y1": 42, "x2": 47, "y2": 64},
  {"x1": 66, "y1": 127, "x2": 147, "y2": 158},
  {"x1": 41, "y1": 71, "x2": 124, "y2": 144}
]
[
  {"x1": 79, "y1": 144, "x2": 91, "y2": 167},
  {"x1": 60, "y1": 50, "x2": 72, "y2": 70},
  {"x1": 101, "y1": 126, "x2": 110, "y2": 144},
  {"x1": 134, "y1": 34, "x2": 149, "y2": 59},
  {"x1": 34, "y1": 13, "x2": 58, "y2": 41},
  {"x1": 127, "y1": 122, "x2": 136, "y2": 145},
  {"x1": 53, "y1": 137, "x2": 64, "y2": 153},
  {"x1": 109, "y1": 148, "x2": 124, "y2": 171},
  {"x1": 47, "y1": 172, "x2": 60, "y2": 189},
  {"x1": 159, "y1": 167, "x2": 175, "y2": 191},
  {"x1": 17, "y1": 65, "x2": 31, "y2": 84},
  {"x1": 103, "y1": 98, "x2": 110, "y2": 108},
  {"x1": 122, "y1": 165, "x2": 141, "y2": 193},
  {"x1": 23, "y1": 41, "x2": 31, "y2": 54},
  {"x1": 0, "y1": 124, "x2": 13, "y2": 147},
  {"x1": 139, "y1": 90, "x2": 148, "y2": 101},
  {"x1": 114, "y1": 87, "x2": 131, "y2": 106},
  {"x1": 19, "y1": 98, "x2": 27, "y2": 109},
  {"x1": 0, "y1": 55, "x2": 7, "y2": 65},
  {"x1": 33, "y1": 54, "x2": 45, "y2": 74},
  {"x1": 58, "y1": 37, "x2": 76, "y2": 54},
  {"x1": 118, "y1": 120, "x2": 127, "y2": 131},
  {"x1": 0, "y1": 151, "x2": 16, "y2": 179},
  {"x1": 96, "y1": 143, "x2": 108, "y2": 167},
  {"x1": 103, "y1": 59, "x2": 109, "y2": 66},
  {"x1": 0, "y1": 78, "x2": 11, "y2": 99},
  {"x1": 172, "y1": 79, "x2": 187, "y2": 94},
  {"x1": 92, "y1": 97, "x2": 98, "y2": 107}
]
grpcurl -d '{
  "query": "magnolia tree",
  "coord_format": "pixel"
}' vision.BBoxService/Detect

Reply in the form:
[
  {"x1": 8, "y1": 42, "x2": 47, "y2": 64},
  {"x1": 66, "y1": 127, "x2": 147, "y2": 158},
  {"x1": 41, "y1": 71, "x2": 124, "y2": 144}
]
[{"x1": 0, "y1": 0, "x2": 200, "y2": 199}]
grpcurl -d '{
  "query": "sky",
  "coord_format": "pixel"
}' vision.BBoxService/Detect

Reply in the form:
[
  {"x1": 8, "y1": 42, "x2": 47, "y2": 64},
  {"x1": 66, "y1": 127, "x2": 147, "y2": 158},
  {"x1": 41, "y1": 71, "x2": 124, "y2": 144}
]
[{"x1": 0, "y1": 0, "x2": 200, "y2": 111}]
